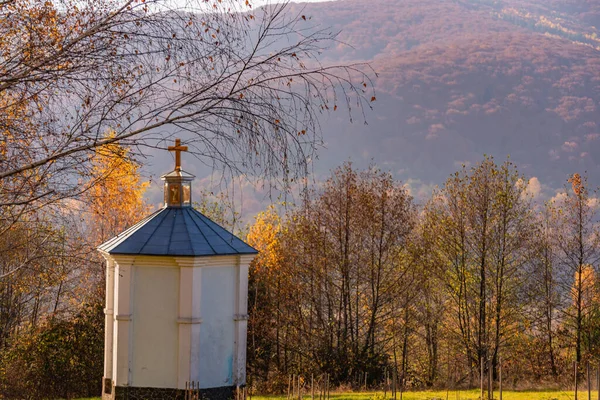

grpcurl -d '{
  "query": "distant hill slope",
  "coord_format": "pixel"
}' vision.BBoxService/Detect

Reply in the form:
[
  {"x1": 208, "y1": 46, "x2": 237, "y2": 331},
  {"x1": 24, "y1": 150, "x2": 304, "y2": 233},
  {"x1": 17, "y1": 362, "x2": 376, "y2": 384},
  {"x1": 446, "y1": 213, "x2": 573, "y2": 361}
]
[{"x1": 288, "y1": 0, "x2": 600, "y2": 194}]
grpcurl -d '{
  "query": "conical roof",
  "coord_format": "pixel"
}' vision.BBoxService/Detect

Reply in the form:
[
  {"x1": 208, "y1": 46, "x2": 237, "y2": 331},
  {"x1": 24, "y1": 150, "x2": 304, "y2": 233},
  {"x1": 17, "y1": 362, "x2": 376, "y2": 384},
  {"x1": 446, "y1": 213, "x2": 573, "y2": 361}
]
[{"x1": 98, "y1": 207, "x2": 257, "y2": 257}]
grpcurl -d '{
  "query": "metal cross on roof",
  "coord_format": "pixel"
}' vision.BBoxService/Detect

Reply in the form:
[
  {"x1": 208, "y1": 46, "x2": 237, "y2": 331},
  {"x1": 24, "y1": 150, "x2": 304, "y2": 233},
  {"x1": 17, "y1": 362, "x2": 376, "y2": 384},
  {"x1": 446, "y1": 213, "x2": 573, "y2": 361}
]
[{"x1": 168, "y1": 138, "x2": 188, "y2": 171}]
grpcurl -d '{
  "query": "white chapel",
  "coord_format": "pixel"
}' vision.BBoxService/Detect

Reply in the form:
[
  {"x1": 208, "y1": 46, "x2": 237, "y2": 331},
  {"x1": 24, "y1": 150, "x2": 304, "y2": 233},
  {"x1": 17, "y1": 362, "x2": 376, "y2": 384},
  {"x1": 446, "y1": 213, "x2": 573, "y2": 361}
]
[{"x1": 98, "y1": 139, "x2": 258, "y2": 399}]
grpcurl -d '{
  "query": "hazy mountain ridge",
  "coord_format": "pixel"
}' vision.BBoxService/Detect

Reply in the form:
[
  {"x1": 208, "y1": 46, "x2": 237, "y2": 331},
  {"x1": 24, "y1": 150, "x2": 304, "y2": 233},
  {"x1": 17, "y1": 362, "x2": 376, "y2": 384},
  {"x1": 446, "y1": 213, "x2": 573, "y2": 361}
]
[
  {"x1": 141, "y1": 0, "x2": 600, "y2": 209},
  {"x1": 288, "y1": 0, "x2": 600, "y2": 194}
]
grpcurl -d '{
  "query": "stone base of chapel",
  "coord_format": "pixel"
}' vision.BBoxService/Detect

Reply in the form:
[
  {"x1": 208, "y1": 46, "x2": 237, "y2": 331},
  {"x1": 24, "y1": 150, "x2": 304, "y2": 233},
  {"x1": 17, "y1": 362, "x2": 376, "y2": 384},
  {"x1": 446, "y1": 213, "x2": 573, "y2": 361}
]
[{"x1": 102, "y1": 382, "x2": 236, "y2": 400}]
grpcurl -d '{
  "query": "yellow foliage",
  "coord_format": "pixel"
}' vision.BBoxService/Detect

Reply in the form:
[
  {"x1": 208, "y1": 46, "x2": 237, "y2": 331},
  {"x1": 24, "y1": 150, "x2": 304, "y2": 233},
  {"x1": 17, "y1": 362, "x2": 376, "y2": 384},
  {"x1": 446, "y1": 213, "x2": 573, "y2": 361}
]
[
  {"x1": 84, "y1": 131, "x2": 150, "y2": 243},
  {"x1": 246, "y1": 205, "x2": 283, "y2": 274},
  {"x1": 573, "y1": 264, "x2": 600, "y2": 310}
]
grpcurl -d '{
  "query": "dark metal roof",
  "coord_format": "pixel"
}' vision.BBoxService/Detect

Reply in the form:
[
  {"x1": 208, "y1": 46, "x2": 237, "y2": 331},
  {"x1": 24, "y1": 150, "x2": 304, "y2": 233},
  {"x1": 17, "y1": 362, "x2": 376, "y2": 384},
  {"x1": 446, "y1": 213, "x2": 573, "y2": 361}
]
[{"x1": 98, "y1": 207, "x2": 258, "y2": 257}]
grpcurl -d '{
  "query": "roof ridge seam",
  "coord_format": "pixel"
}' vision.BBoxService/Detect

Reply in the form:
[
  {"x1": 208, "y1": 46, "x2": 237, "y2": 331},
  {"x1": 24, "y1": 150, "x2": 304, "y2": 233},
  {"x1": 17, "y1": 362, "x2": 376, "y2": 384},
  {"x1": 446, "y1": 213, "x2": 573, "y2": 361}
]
[
  {"x1": 191, "y1": 208, "x2": 238, "y2": 252},
  {"x1": 99, "y1": 208, "x2": 162, "y2": 252},
  {"x1": 187, "y1": 207, "x2": 218, "y2": 255},
  {"x1": 137, "y1": 208, "x2": 170, "y2": 254},
  {"x1": 180, "y1": 208, "x2": 192, "y2": 255},
  {"x1": 166, "y1": 208, "x2": 178, "y2": 254},
  {"x1": 194, "y1": 208, "x2": 253, "y2": 247}
]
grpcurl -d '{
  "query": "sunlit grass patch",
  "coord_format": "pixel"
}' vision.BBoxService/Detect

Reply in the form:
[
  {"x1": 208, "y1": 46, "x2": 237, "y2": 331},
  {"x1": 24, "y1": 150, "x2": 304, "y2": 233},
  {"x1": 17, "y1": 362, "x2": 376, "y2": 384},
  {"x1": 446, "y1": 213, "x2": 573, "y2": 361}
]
[{"x1": 251, "y1": 390, "x2": 581, "y2": 400}]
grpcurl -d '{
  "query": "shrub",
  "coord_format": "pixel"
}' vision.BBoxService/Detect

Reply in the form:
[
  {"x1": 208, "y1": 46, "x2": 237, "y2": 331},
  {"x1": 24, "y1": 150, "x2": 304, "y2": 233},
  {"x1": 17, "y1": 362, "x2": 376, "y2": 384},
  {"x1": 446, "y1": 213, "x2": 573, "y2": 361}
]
[{"x1": 0, "y1": 300, "x2": 104, "y2": 399}]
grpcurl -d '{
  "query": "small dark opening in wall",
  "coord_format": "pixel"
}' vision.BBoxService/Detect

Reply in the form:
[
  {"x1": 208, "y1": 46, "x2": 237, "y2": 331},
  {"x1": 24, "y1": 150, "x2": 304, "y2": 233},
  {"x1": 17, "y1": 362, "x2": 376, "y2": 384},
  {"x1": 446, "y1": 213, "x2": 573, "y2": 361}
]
[{"x1": 104, "y1": 378, "x2": 112, "y2": 395}]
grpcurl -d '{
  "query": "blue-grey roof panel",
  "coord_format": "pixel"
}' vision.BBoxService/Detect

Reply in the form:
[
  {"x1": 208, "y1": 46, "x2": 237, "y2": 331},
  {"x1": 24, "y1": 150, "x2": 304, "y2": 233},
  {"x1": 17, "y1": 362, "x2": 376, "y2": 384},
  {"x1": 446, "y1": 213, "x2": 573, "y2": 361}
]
[{"x1": 98, "y1": 207, "x2": 258, "y2": 257}]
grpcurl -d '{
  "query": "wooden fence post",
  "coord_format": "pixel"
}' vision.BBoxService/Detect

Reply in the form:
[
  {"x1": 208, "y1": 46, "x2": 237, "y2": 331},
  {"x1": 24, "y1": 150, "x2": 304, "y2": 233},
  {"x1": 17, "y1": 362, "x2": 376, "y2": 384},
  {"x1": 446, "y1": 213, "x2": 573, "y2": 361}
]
[
  {"x1": 384, "y1": 369, "x2": 387, "y2": 399},
  {"x1": 597, "y1": 364, "x2": 599, "y2": 400},
  {"x1": 392, "y1": 368, "x2": 397, "y2": 400},
  {"x1": 499, "y1": 357, "x2": 502, "y2": 400},
  {"x1": 589, "y1": 361, "x2": 592, "y2": 400},
  {"x1": 320, "y1": 375, "x2": 323, "y2": 400},
  {"x1": 488, "y1": 358, "x2": 492, "y2": 400},
  {"x1": 480, "y1": 358, "x2": 484, "y2": 400},
  {"x1": 575, "y1": 361, "x2": 579, "y2": 400}
]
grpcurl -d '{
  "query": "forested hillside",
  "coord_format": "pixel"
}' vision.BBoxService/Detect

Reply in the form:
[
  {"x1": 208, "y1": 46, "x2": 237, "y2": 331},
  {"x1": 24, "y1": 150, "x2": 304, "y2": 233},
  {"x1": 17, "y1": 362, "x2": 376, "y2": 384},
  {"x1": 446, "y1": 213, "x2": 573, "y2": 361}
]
[{"x1": 284, "y1": 0, "x2": 600, "y2": 193}]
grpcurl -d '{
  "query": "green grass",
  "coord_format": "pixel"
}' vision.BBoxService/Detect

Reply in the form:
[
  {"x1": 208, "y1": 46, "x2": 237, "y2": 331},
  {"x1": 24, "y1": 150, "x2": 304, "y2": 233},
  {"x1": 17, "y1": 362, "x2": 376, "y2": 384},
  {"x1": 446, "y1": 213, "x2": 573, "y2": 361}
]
[{"x1": 252, "y1": 390, "x2": 585, "y2": 400}]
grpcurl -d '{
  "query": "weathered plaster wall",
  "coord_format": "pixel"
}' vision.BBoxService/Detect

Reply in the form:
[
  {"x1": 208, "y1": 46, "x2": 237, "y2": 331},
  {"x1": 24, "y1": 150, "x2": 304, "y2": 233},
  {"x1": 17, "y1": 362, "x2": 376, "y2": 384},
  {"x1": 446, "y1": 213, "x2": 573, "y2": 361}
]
[
  {"x1": 112, "y1": 259, "x2": 133, "y2": 387},
  {"x1": 200, "y1": 266, "x2": 235, "y2": 388},
  {"x1": 104, "y1": 258, "x2": 115, "y2": 382},
  {"x1": 103, "y1": 254, "x2": 252, "y2": 398},
  {"x1": 132, "y1": 266, "x2": 179, "y2": 388}
]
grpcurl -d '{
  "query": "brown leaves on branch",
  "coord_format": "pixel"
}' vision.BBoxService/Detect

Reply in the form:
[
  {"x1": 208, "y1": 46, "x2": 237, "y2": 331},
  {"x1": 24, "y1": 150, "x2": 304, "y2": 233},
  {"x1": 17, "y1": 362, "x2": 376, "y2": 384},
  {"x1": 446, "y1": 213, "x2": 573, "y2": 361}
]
[{"x1": 569, "y1": 172, "x2": 583, "y2": 196}]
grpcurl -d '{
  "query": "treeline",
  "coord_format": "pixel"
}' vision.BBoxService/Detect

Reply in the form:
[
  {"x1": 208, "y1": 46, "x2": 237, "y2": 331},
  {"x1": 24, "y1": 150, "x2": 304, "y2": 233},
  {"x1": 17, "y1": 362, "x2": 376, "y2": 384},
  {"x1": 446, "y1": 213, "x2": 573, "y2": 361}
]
[{"x1": 246, "y1": 158, "x2": 600, "y2": 392}]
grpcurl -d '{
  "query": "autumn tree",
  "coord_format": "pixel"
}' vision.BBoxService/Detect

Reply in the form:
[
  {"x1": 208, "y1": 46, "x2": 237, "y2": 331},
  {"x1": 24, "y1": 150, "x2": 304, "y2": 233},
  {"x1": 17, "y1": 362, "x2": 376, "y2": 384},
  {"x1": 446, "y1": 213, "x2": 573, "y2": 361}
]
[
  {"x1": 0, "y1": 135, "x2": 151, "y2": 396},
  {"x1": 84, "y1": 131, "x2": 150, "y2": 245},
  {"x1": 553, "y1": 173, "x2": 600, "y2": 365},
  {"x1": 255, "y1": 163, "x2": 415, "y2": 384},
  {"x1": 487, "y1": 161, "x2": 536, "y2": 381},
  {"x1": 76, "y1": 132, "x2": 151, "y2": 303},
  {"x1": 424, "y1": 157, "x2": 535, "y2": 394},
  {"x1": 246, "y1": 205, "x2": 289, "y2": 391},
  {"x1": 423, "y1": 172, "x2": 476, "y2": 385},
  {"x1": 525, "y1": 205, "x2": 561, "y2": 378},
  {"x1": 0, "y1": 217, "x2": 62, "y2": 349},
  {"x1": 411, "y1": 212, "x2": 448, "y2": 387}
]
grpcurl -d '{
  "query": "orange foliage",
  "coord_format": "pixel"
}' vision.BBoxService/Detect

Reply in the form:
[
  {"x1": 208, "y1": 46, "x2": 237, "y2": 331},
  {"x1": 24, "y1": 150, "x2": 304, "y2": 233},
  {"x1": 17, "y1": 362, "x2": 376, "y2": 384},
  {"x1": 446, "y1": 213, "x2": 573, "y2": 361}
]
[
  {"x1": 573, "y1": 264, "x2": 600, "y2": 310},
  {"x1": 569, "y1": 172, "x2": 583, "y2": 196},
  {"x1": 84, "y1": 131, "x2": 150, "y2": 244},
  {"x1": 246, "y1": 205, "x2": 283, "y2": 274}
]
